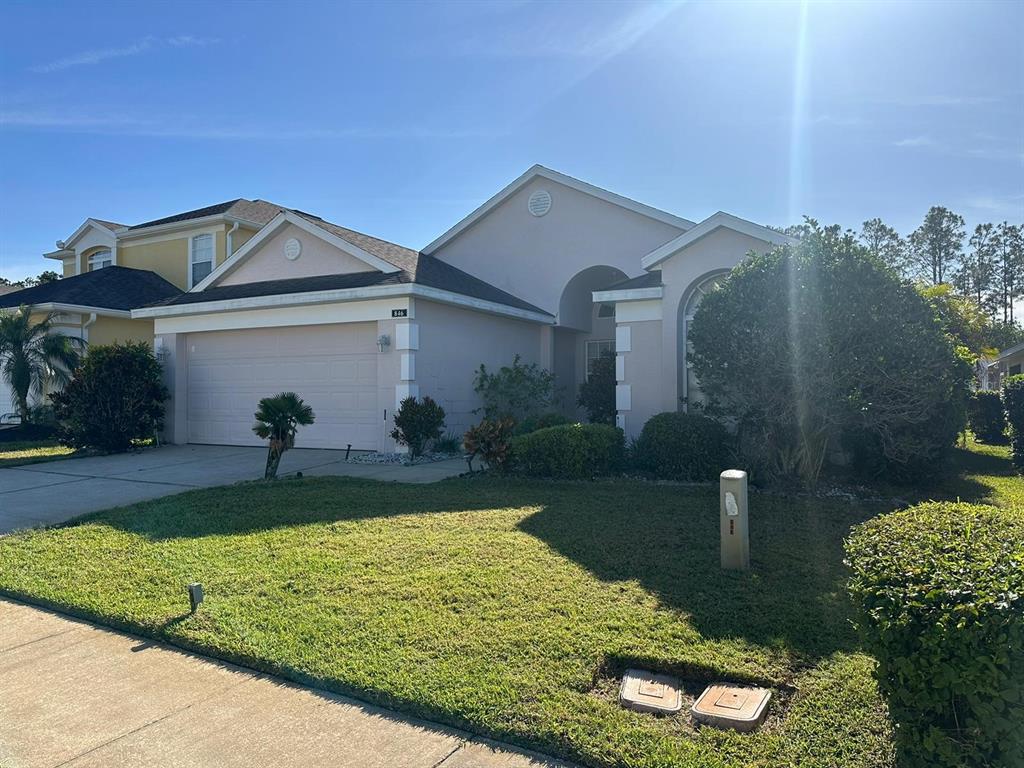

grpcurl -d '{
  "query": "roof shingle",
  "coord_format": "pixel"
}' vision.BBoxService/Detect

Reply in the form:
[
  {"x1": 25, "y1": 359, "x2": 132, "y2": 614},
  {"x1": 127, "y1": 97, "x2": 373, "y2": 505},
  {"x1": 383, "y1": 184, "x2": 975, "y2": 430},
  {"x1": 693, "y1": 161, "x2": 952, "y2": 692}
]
[{"x1": 0, "y1": 267, "x2": 181, "y2": 312}]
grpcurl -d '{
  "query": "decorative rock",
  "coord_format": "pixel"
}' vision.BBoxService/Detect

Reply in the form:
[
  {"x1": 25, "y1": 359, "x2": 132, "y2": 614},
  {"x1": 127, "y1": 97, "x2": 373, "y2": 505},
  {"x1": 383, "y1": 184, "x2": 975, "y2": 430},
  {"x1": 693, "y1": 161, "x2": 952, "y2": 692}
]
[
  {"x1": 618, "y1": 669, "x2": 683, "y2": 715},
  {"x1": 692, "y1": 683, "x2": 771, "y2": 732}
]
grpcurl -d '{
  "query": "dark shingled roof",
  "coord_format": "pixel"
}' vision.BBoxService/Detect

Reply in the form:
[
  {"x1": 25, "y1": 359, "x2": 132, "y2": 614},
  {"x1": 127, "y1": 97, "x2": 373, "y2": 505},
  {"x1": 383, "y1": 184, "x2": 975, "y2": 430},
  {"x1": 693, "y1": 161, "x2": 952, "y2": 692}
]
[
  {"x1": 129, "y1": 199, "x2": 284, "y2": 230},
  {"x1": 0, "y1": 267, "x2": 181, "y2": 312},
  {"x1": 600, "y1": 271, "x2": 662, "y2": 291}
]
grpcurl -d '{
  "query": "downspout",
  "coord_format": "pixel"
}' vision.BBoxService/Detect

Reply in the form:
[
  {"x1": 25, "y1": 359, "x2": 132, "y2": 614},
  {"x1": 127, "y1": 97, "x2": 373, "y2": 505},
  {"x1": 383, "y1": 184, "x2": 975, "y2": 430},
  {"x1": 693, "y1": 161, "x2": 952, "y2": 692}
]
[
  {"x1": 82, "y1": 312, "x2": 97, "y2": 343},
  {"x1": 226, "y1": 221, "x2": 240, "y2": 260}
]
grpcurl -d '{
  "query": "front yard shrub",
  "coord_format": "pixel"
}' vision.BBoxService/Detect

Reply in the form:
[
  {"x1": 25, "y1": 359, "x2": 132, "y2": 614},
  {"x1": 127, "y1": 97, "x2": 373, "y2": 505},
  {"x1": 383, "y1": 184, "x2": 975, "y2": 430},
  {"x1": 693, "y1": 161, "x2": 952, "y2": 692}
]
[
  {"x1": 577, "y1": 351, "x2": 616, "y2": 424},
  {"x1": 390, "y1": 395, "x2": 446, "y2": 460},
  {"x1": 967, "y1": 389, "x2": 1006, "y2": 443},
  {"x1": 510, "y1": 423, "x2": 624, "y2": 479},
  {"x1": 688, "y1": 220, "x2": 971, "y2": 486},
  {"x1": 463, "y1": 417, "x2": 515, "y2": 472},
  {"x1": 845, "y1": 502, "x2": 1024, "y2": 768},
  {"x1": 472, "y1": 355, "x2": 555, "y2": 423},
  {"x1": 51, "y1": 341, "x2": 168, "y2": 452},
  {"x1": 1003, "y1": 374, "x2": 1024, "y2": 471},
  {"x1": 632, "y1": 411, "x2": 731, "y2": 481},
  {"x1": 252, "y1": 392, "x2": 315, "y2": 479},
  {"x1": 513, "y1": 411, "x2": 570, "y2": 436}
]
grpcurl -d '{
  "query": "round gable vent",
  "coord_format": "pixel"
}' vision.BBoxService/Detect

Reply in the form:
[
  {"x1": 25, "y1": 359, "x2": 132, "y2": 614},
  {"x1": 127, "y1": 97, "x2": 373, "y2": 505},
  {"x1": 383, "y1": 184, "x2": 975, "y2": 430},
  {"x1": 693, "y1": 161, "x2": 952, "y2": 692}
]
[
  {"x1": 528, "y1": 189, "x2": 552, "y2": 217},
  {"x1": 284, "y1": 237, "x2": 302, "y2": 261}
]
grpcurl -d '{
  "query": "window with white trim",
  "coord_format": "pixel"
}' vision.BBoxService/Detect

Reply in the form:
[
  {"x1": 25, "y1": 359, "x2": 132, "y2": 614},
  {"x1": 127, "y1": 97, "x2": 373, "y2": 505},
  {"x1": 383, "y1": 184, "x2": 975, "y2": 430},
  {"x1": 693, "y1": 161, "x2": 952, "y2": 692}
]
[
  {"x1": 190, "y1": 234, "x2": 214, "y2": 287},
  {"x1": 585, "y1": 340, "x2": 615, "y2": 380},
  {"x1": 88, "y1": 249, "x2": 112, "y2": 271}
]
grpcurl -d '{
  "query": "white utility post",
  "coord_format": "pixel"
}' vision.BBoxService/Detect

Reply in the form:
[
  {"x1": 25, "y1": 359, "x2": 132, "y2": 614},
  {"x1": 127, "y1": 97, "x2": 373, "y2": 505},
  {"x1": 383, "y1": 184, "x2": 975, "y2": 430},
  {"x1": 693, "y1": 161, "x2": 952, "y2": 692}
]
[{"x1": 719, "y1": 469, "x2": 749, "y2": 570}]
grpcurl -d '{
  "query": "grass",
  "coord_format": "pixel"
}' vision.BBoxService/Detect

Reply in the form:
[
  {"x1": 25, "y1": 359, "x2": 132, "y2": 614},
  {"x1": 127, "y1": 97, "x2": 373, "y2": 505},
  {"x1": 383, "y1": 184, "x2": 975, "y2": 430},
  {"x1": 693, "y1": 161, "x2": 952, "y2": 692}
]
[
  {"x1": 0, "y1": 440, "x2": 1019, "y2": 767},
  {"x1": 0, "y1": 440, "x2": 78, "y2": 468}
]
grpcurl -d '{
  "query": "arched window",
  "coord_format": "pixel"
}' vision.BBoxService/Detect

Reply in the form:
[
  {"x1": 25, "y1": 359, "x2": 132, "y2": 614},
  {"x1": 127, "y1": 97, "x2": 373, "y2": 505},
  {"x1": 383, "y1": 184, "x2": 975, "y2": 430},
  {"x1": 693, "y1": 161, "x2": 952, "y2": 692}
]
[
  {"x1": 88, "y1": 249, "x2": 112, "y2": 271},
  {"x1": 680, "y1": 272, "x2": 727, "y2": 410}
]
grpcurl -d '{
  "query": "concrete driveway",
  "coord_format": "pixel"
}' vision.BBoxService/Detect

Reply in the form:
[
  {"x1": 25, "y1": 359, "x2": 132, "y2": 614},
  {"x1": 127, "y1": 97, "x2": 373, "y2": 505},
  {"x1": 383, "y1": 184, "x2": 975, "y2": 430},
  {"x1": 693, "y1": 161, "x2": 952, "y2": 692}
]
[{"x1": 0, "y1": 445, "x2": 465, "y2": 533}]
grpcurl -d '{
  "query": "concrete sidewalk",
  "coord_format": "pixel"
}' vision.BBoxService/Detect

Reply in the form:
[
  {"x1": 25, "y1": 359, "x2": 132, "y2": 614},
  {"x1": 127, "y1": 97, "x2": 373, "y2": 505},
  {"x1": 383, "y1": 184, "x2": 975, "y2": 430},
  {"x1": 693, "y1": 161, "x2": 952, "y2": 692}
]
[
  {"x1": 0, "y1": 598, "x2": 574, "y2": 768},
  {"x1": 0, "y1": 445, "x2": 466, "y2": 533}
]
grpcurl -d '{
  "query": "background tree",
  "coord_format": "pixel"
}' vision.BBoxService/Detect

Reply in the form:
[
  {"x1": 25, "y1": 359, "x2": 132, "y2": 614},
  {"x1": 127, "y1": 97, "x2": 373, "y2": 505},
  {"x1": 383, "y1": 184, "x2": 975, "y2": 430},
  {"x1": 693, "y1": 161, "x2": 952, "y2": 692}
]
[
  {"x1": 860, "y1": 218, "x2": 907, "y2": 274},
  {"x1": 992, "y1": 222, "x2": 1023, "y2": 323},
  {"x1": 252, "y1": 392, "x2": 315, "y2": 479},
  {"x1": 955, "y1": 223, "x2": 996, "y2": 308},
  {"x1": 909, "y1": 206, "x2": 965, "y2": 284},
  {"x1": 0, "y1": 306, "x2": 83, "y2": 422}
]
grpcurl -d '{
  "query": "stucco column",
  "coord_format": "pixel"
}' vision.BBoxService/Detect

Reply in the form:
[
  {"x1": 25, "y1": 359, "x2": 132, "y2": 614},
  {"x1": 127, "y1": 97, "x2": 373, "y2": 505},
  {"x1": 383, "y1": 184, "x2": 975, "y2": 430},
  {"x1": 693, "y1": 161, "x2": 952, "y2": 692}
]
[{"x1": 154, "y1": 333, "x2": 188, "y2": 445}]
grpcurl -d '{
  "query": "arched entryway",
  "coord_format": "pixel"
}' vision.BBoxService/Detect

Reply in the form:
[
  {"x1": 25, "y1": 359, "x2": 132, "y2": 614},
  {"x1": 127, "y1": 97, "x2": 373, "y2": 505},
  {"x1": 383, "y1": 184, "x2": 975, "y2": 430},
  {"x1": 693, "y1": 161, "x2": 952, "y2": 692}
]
[
  {"x1": 677, "y1": 270, "x2": 729, "y2": 411},
  {"x1": 554, "y1": 265, "x2": 628, "y2": 416}
]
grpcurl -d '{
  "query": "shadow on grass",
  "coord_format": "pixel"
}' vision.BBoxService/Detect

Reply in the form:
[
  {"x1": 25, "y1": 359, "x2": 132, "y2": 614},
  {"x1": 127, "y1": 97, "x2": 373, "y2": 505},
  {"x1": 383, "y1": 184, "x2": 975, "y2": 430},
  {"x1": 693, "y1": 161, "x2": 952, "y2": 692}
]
[{"x1": 517, "y1": 486, "x2": 876, "y2": 663}]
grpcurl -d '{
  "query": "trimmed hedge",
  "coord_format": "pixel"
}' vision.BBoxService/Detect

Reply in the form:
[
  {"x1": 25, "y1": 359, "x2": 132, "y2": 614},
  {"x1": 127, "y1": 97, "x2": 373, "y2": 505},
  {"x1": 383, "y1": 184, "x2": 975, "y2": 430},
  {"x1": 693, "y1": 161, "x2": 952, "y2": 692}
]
[
  {"x1": 967, "y1": 390, "x2": 1006, "y2": 443},
  {"x1": 845, "y1": 502, "x2": 1024, "y2": 768},
  {"x1": 514, "y1": 411, "x2": 571, "y2": 436},
  {"x1": 631, "y1": 411, "x2": 731, "y2": 482},
  {"x1": 510, "y1": 423, "x2": 624, "y2": 479},
  {"x1": 1003, "y1": 375, "x2": 1024, "y2": 471}
]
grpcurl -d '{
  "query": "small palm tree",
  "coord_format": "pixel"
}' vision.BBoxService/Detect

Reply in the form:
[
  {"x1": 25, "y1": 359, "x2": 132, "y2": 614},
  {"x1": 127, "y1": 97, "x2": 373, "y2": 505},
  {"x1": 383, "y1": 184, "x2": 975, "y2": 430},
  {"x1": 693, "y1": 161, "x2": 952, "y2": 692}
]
[
  {"x1": 0, "y1": 306, "x2": 84, "y2": 422},
  {"x1": 252, "y1": 392, "x2": 315, "y2": 479}
]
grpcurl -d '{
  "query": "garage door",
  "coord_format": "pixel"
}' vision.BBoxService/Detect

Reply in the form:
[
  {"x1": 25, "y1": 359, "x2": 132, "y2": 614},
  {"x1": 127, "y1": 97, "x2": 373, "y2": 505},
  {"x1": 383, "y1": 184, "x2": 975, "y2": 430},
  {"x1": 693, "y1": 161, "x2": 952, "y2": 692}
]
[{"x1": 187, "y1": 323, "x2": 380, "y2": 450}]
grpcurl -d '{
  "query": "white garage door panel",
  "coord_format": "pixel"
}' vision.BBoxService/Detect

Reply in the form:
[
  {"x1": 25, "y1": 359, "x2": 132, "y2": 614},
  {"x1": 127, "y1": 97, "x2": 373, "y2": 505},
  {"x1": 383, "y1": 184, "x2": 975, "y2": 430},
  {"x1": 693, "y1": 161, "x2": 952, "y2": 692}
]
[{"x1": 187, "y1": 323, "x2": 379, "y2": 450}]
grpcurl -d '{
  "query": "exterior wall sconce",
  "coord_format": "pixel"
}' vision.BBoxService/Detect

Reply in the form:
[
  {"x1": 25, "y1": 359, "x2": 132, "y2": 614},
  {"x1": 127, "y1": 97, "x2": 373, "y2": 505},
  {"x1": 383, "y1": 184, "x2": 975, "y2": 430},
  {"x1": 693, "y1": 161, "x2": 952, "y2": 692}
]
[{"x1": 377, "y1": 334, "x2": 391, "y2": 352}]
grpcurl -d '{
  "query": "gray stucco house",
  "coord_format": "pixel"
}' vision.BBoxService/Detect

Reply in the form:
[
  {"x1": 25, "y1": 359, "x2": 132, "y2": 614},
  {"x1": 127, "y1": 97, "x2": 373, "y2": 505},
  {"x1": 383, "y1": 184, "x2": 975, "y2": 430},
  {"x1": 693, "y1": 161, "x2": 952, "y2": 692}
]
[{"x1": 6, "y1": 165, "x2": 794, "y2": 450}]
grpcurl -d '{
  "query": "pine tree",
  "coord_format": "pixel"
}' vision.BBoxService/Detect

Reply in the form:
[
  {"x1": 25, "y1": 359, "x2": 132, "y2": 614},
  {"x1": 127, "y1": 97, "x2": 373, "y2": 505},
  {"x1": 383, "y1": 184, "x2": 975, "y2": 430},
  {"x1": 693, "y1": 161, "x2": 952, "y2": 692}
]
[{"x1": 909, "y1": 206, "x2": 965, "y2": 285}]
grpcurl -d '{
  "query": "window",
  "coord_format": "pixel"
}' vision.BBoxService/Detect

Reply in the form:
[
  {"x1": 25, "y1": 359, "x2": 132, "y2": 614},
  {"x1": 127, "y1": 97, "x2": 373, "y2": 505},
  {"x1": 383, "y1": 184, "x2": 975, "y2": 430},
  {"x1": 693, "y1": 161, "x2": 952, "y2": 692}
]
[
  {"x1": 190, "y1": 234, "x2": 214, "y2": 287},
  {"x1": 1010, "y1": 364, "x2": 1022, "y2": 376},
  {"x1": 586, "y1": 340, "x2": 615, "y2": 380},
  {"x1": 88, "y1": 249, "x2": 112, "y2": 271},
  {"x1": 597, "y1": 303, "x2": 615, "y2": 318}
]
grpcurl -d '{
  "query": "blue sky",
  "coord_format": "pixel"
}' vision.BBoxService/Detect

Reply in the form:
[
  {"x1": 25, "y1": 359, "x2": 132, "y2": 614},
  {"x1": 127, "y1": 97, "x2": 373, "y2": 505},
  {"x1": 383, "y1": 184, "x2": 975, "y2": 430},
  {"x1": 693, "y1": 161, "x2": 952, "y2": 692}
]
[{"x1": 1, "y1": 0, "x2": 1021, "y2": 281}]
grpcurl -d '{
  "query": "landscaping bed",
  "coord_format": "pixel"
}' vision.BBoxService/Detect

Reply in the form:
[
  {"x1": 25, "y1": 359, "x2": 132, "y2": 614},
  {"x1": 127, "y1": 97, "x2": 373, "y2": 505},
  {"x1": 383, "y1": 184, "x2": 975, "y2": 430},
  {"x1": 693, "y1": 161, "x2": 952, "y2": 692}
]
[{"x1": 3, "y1": 443, "x2": 1016, "y2": 766}]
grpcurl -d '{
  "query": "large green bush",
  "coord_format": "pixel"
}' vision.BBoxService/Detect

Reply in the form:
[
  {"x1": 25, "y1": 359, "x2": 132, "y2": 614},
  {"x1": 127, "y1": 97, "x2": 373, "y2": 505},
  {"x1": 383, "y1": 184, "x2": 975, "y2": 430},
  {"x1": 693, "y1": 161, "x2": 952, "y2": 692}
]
[
  {"x1": 688, "y1": 221, "x2": 971, "y2": 486},
  {"x1": 510, "y1": 423, "x2": 624, "y2": 479},
  {"x1": 513, "y1": 411, "x2": 570, "y2": 436},
  {"x1": 1003, "y1": 375, "x2": 1024, "y2": 472},
  {"x1": 390, "y1": 395, "x2": 446, "y2": 460},
  {"x1": 51, "y1": 341, "x2": 168, "y2": 452},
  {"x1": 967, "y1": 390, "x2": 1006, "y2": 443},
  {"x1": 845, "y1": 502, "x2": 1024, "y2": 768},
  {"x1": 631, "y1": 411, "x2": 731, "y2": 481},
  {"x1": 577, "y1": 351, "x2": 616, "y2": 424},
  {"x1": 472, "y1": 355, "x2": 555, "y2": 423}
]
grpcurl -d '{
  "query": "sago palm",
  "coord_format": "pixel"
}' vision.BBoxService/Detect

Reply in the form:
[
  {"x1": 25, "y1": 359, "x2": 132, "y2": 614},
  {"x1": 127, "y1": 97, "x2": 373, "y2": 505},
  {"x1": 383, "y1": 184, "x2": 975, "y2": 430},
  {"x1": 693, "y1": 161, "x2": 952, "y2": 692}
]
[
  {"x1": 252, "y1": 392, "x2": 316, "y2": 479},
  {"x1": 0, "y1": 306, "x2": 84, "y2": 422}
]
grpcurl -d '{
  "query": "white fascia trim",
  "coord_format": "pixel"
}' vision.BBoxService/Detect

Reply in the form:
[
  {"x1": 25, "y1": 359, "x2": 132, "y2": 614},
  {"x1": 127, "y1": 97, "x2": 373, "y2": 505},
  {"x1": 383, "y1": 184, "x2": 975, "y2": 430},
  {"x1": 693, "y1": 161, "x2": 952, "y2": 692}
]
[
  {"x1": 64, "y1": 219, "x2": 119, "y2": 248},
  {"x1": 191, "y1": 210, "x2": 399, "y2": 292},
  {"x1": 421, "y1": 164, "x2": 695, "y2": 254},
  {"x1": 640, "y1": 211, "x2": 798, "y2": 270},
  {"x1": 43, "y1": 249, "x2": 76, "y2": 261},
  {"x1": 132, "y1": 283, "x2": 553, "y2": 324},
  {"x1": 592, "y1": 286, "x2": 663, "y2": 303},
  {"x1": 31, "y1": 302, "x2": 133, "y2": 319}
]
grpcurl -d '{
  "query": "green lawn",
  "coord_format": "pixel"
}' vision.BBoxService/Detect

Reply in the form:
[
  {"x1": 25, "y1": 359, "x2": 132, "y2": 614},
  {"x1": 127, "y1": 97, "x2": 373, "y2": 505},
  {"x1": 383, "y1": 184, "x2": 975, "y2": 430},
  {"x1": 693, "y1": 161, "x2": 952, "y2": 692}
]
[
  {"x1": 0, "y1": 440, "x2": 1018, "y2": 767},
  {"x1": 0, "y1": 440, "x2": 77, "y2": 468}
]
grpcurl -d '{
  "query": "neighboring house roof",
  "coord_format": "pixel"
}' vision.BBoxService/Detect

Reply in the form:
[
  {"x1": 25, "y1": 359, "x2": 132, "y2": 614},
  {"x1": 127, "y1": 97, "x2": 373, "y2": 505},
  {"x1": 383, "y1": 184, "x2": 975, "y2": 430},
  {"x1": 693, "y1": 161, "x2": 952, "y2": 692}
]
[
  {"x1": 421, "y1": 164, "x2": 696, "y2": 255},
  {"x1": 181, "y1": 208, "x2": 550, "y2": 317},
  {"x1": 128, "y1": 199, "x2": 283, "y2": 230},
  {"x1": 148, "y1": 251, "x2": 548, "y2": 316},
  {"x1": 0, "y1": 267, "x2": 181, "y2": 312},
  {"x1": 997, "y1": 341, "x2": 1024, "y2": 361},
  {"x1": 640, "y1": 211, "x2": 797, "y2": 270}
]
